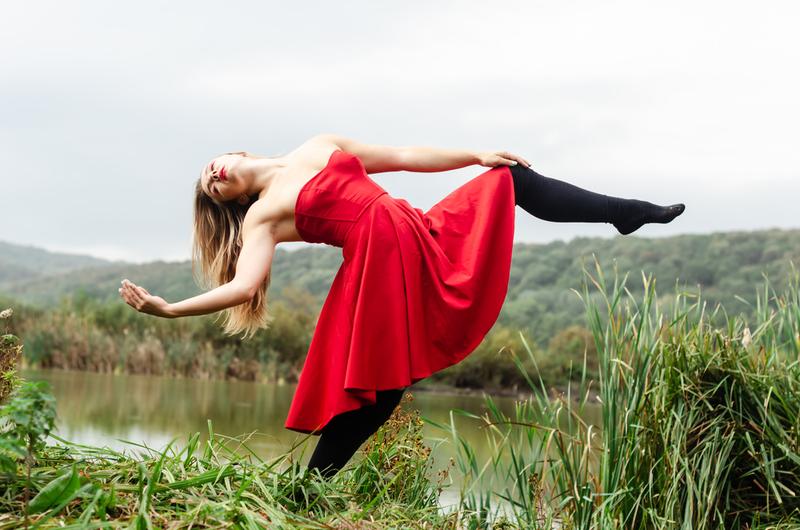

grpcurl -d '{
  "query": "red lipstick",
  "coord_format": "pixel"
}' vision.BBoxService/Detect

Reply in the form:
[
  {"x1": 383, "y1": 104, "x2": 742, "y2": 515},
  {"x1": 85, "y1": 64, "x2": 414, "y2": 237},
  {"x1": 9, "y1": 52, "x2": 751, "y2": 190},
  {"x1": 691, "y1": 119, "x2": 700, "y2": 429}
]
[{"x1": 219, "y1": 166, "x2": 227, "y2": 181}]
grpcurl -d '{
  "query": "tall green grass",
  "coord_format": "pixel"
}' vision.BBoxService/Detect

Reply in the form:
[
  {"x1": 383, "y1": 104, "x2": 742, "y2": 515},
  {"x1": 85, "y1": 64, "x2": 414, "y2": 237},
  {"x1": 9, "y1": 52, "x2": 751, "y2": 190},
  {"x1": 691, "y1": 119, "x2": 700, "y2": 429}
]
[
  {"x1": 0, "y1": 392, "x2": 455, "y2": 528},
  {"x1": 432, "y1": 262, "x2": 800, "y2": 529}
]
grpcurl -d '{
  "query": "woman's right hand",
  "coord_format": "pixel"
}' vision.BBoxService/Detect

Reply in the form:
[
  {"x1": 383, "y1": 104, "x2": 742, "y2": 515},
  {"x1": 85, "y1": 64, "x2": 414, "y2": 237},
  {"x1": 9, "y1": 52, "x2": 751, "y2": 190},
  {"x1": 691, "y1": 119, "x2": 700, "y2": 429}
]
[
  {"x1": 119, "y1": 279, "x2": 175, "y2": 318},
  {"x1": 476, "y1": 151, "x2": 531, "y2": 168}
]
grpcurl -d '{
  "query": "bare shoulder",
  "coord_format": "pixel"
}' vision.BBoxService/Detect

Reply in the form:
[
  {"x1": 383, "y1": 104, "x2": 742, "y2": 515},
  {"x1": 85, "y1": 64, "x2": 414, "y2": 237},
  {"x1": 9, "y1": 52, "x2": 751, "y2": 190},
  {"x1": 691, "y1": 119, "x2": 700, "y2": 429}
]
[
  {"x1": 298, "y1": 133, "x2": 406, "y2": 174},
  {"x1": 288, "y1": 134, "x2": 345, "y2": 164}
]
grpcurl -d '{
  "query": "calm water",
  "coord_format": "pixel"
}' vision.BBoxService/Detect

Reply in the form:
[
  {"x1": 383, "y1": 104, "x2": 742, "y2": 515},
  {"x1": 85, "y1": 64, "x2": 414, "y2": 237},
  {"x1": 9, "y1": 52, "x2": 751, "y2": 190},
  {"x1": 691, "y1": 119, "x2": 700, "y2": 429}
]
[{"x1": 22, "y1": 368, "x2": 601, "y2": 507}]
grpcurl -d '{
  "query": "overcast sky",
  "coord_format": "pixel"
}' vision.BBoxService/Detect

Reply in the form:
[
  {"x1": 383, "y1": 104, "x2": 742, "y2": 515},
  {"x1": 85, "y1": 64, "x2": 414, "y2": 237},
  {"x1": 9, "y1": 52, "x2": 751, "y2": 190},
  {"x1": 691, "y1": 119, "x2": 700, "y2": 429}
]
[{"x1": 2, "y1": 0, "x2": 798, "y2": 262}]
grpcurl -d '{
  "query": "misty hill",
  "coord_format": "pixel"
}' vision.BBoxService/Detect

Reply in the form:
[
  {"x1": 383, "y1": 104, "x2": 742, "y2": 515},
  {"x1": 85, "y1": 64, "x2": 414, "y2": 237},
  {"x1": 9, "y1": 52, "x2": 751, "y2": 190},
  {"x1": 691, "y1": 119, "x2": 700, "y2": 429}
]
[
  {"x1": 0, "y1": 242, "x2": 347, "y2": 308},
  {"x1": 0, "y1": 240, "x2": 114, "y2": 286},
  {"x1": 2, "y1": 229, "x2": 799, "y2": 343}
]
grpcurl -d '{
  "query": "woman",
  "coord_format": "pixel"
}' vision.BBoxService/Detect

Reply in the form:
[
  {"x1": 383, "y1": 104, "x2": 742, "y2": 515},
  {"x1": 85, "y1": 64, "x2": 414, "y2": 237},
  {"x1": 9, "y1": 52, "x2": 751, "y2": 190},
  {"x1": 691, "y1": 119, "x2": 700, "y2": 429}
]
[{"x1": 119, "y1": 134, "x2": 684, "y2": 478}]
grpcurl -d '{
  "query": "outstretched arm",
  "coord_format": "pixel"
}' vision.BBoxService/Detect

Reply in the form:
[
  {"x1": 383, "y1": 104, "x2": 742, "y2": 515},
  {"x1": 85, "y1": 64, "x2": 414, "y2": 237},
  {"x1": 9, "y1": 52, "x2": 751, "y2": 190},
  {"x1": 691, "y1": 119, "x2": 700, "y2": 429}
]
[
  {"x1": 313, "y1": 133, "x2": 531, "y2": 173},
  {"x1": 119, "y1": 218, "x2": 275, "y2": 318}
]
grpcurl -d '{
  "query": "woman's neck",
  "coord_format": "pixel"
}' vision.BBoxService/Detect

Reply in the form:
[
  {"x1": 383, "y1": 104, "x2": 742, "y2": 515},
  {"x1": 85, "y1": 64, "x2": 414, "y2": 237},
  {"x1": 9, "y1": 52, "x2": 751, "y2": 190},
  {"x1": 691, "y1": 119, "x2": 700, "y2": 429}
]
[{"x1": 242, "y1": 156, "x2": 288, "y2": 198}]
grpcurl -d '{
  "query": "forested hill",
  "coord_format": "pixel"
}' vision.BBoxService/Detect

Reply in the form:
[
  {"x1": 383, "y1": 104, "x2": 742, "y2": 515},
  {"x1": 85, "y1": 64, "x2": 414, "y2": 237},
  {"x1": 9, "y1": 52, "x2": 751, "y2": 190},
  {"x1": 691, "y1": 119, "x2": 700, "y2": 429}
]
[
  {"x1": 501, "y1": 228, "x2": 800, "y2": 342},
  {"x1": 2, "y1": 228, "x2": 799, "y2": 343},
  {"x1": 0, "y1": 241, "x2": 114, "y2": 286}
]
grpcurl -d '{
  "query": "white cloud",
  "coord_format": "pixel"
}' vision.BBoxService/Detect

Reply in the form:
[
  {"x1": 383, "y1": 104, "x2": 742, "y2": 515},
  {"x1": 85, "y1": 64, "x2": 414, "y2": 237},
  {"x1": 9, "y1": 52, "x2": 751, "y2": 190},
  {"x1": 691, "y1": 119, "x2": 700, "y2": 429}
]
[{"x1": 1, "y1": 0, "x2": 799, "y2": 262}]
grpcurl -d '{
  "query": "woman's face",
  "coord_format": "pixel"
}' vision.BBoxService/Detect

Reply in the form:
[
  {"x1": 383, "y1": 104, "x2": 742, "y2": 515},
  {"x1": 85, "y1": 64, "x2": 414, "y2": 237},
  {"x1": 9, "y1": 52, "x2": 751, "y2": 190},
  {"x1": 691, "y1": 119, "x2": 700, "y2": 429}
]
[{"x1": 200, "y1": 153, "x2": 248, "y2": 202}]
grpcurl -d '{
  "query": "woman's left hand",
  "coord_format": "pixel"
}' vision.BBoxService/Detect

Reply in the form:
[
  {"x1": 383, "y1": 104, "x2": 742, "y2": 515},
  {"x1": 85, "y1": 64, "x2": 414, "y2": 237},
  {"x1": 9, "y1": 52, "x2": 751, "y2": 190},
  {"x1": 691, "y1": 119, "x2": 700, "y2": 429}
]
[
  {"x1": 119, "y1": 279, "x2": 174, "y2": 318},
  {"x1": 476, "y1": 151, "x2": 531, "y2": 168}
]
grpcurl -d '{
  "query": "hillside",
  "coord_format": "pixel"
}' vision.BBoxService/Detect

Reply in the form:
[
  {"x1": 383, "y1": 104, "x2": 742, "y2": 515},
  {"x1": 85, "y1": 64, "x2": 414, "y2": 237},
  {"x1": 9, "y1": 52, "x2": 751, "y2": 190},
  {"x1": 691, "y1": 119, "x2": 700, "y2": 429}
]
[
  {"x1": 2, "y1": 228, "x2": 799, "y2": 344},
  {"x1": 501, "y1": 228, "x2": 800, "y2": 341},
  {"x1": 0, "y1": 243, "x2": 344, "y2": 308},
  {"x1": 0, "y1": 240, "x2": 114, "y2": 286}
]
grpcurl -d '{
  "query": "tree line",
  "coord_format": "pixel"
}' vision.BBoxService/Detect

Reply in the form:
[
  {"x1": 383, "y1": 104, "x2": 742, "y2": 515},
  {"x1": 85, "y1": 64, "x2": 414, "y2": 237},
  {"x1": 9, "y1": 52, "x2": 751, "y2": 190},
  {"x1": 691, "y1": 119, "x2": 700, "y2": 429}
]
[{"x1": 1, "y1": 228, "x2": 798, "y2": 392}]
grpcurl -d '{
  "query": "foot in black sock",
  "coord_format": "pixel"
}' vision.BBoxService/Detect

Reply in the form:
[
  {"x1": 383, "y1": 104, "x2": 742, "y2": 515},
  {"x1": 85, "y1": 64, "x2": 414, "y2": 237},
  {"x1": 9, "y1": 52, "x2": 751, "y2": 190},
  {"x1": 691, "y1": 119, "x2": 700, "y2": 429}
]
[{"x1": 612, "y1": 202, "x2": 686, "y2": 235}]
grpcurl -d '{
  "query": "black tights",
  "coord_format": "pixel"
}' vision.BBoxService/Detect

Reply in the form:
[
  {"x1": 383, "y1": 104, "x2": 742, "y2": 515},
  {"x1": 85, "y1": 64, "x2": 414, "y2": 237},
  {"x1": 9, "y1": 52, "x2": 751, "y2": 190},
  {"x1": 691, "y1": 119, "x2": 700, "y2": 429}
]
[
  {"x1": 509, "y1": 164, "x2": 685, "y2": 234},
  {"x1": 307, "y1": 388, "x2": 406, "y2": 478},
  {"x1": 306, "y1": 166, "x2": 685, "y2": 478}
]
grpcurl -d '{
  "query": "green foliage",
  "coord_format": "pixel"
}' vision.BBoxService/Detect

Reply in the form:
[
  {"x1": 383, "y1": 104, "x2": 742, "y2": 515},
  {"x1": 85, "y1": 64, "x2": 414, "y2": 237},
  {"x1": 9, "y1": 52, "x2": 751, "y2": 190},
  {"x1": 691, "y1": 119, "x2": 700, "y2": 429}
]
[
  {"x1": 0, "y1": 318, "x2": 56, "y2": 474},
  {"x1": 352, "y1": 393, "x2": 450, "y2": 509},
  {"x1": 542, "y1": 324, "x2": 599, "y2": 384},
  {"x1": 428, "y1": 325, "x2": 538, "y2": 390},
  {"x1": 2, "y1": 230, "x2": 800, "y2": 394},
  {"x1": 0, "y1": 320, "x2": 56, "y2": 474},
  {"x1": 0, "y1": 242, "x2": 342, "y2": 308},
  {"x1": 0, "y1": 381, "x2": 57, "y2": 469},
  {"x1": 27, "y1": 463, "x2": 81, "y2": 514},
  {"x1": 0, "y1": 435, "x2": 26, "y2": 476},
  {"x1": 4, "y1": 229, "x2": 800, "y2": 344},
  {"x1": 0, "y1": 367, "x2": 60, "y2": 524},
  {"x1": 1, "y1": 381, "x2": 57, "y2": 442},
  {"x1": 4, "y1": 261, "x2": 800, "y2": 526},
  {"x1": 0, "y1": 394, "x2": 455, "y2": 528},
  {"x1": 0, "y1": 240, "x2": 110, "y2": 286},
  {"x1": 433, "y1": 263, "x2": 800, "y2": 529},
  {"x1": 1, "y1": 335, "x2": 22, "y2": 404},
  {"x1": 501, "y1": 228, "x2": 800, "y2": 343},
  {"x1": 4, "y1": 286, "x2": 316, "y2": 384}
]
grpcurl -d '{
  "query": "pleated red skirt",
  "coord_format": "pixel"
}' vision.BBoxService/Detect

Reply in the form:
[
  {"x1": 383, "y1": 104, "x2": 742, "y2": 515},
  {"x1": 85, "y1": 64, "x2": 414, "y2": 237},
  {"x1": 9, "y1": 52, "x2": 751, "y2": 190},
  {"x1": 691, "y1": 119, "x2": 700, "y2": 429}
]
[{"x1": 285, "y1": 150, "x2": 515, "y2": 434}]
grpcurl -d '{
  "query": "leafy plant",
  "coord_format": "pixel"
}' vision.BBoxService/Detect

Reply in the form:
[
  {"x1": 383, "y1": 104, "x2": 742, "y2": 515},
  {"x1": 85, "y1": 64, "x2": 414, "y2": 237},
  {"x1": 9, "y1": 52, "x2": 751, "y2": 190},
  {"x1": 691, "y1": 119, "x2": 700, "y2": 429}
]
[
  {"x1": 1, "y1": 307, "x2": 21, "y2": 403},
  {"x1": 0, "y1": 317, "x2": 60, "y2": 526}
]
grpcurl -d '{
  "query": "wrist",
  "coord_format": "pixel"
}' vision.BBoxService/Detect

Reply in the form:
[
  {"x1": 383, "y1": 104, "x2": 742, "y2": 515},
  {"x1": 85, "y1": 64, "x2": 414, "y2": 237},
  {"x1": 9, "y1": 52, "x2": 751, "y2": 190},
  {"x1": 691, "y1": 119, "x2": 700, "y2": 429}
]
[{"x1": 165, "y1": 303, "x2": 180, "y2": 318}]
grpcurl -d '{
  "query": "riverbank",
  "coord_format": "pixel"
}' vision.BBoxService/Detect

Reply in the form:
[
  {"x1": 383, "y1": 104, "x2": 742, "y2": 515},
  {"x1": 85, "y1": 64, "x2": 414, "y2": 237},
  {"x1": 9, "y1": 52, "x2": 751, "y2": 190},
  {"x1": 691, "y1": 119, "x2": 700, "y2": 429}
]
[
  {"x1": 412, "y1": 379, "x2": 599, "y2": 403},
  {"x1": 19, "y1": 360, "x2": 597, "y2": 405}
]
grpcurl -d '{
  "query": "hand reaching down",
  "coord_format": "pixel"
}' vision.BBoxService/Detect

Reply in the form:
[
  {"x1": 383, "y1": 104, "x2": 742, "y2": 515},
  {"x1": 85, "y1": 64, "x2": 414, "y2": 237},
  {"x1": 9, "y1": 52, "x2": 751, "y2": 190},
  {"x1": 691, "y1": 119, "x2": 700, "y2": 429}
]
[{"x1": 119, "y1": 279, "x2": 174, "y2": 318}]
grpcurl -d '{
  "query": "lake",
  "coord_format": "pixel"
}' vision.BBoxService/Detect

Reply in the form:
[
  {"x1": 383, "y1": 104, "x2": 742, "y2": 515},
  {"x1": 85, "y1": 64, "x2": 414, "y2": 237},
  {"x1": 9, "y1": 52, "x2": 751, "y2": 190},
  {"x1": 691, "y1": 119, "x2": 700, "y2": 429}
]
[{"x1": 22, "y1": 368, "x2": 601, "y2": 508}]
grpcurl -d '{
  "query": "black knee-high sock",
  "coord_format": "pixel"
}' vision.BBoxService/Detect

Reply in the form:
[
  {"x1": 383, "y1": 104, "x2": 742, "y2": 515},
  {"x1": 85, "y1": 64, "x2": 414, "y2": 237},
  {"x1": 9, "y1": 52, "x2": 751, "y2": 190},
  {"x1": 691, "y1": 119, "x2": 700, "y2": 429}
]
[
  {"x1": 307, "y1": 388, "x2": 406, "y2": 478},
  {"x1": 509, "y1": 164, "x2": 685, "y2": 235}
]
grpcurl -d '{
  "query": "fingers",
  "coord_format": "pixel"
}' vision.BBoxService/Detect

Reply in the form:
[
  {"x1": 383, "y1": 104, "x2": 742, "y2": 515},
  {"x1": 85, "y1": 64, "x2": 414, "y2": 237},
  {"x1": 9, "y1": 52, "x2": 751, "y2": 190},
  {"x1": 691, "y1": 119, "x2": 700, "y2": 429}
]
[
  {"x1": 119, "y1": 281, "x2": 139, "y2": 308},
  {"x1": 133, "y1": 283, "x2": 149, "y2": 298},
  {"x1": 479, "y1": 151, "x2": 532, "y2": 168},
  {"x1": 503, "y1": 151, "x2": 531, "y2": 168},
  {"x1": 496, "y1": 151, "x2": 531, "y2": 168},
  {"x1": 119, "y1": 279, "x2": 146, "y2": 310}
]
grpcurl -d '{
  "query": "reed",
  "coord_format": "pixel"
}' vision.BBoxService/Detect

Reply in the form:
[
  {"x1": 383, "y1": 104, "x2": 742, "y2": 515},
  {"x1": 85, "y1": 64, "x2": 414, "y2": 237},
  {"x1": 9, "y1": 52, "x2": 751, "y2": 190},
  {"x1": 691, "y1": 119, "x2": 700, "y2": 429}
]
[{"x1": 430, "y1": 260, "x2": 800, "y2": 529}]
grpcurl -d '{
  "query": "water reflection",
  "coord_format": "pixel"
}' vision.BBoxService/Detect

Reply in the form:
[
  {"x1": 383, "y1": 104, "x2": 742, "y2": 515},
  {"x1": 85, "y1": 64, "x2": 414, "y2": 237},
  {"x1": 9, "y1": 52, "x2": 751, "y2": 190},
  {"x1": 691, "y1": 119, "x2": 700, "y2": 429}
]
[
  {"x1": 22, "y1": 369, "x2": 526, "y2": 457},
  {"x1": 22, "y1": 368, "x2": 600, "y2": 507}
]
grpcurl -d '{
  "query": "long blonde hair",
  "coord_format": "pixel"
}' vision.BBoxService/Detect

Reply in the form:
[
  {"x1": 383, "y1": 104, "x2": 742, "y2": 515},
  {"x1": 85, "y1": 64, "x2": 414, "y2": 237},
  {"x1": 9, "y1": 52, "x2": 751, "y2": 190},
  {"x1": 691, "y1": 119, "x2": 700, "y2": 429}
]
[{"x1": 191, "y1": 152, "x2": 274, "y2": 338}]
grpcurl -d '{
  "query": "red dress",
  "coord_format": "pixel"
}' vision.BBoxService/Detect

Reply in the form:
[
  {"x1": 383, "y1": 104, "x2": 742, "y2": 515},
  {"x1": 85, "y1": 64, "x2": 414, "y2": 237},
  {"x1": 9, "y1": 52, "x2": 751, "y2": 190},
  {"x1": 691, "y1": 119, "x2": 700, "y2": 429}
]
[{"x1": 285, "y1": 149, "x2": 516, "y2": 434}]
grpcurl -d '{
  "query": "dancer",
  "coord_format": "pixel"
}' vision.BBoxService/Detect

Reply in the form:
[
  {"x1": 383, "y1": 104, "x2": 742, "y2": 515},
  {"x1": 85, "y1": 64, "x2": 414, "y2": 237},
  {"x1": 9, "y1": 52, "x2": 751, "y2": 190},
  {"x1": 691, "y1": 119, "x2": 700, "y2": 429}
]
[{"x1": 119, "y1": 134, "x2": 684, "y2": 478}]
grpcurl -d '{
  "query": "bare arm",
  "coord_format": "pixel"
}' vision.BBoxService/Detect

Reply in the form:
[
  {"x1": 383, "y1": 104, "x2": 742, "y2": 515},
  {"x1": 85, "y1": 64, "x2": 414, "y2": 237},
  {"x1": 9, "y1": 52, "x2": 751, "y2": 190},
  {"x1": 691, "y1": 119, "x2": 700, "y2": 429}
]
[
  {"x1": 313, "y1": 133, "x2": 531, "y2": 173},
  {"x1": 120, "y1": 212, "x2": 275, "y2": 318}
]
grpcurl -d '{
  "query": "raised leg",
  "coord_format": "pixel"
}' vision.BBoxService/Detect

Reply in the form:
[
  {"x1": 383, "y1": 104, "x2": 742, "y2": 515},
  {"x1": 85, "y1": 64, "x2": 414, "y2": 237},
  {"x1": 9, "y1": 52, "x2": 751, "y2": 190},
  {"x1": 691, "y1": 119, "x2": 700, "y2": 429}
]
[
  {"x1": 307, "y1": 388, "x2": 406, "y2": 478},
  {"x1": 509, "y1": 164, "x2": 685, "y2": 235}
]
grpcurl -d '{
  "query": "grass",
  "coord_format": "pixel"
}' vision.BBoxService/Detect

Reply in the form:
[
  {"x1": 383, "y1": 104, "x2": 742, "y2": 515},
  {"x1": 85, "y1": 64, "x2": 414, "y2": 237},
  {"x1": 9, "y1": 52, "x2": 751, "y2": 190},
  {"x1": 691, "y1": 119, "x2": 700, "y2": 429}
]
[
  {"x1": 2, "y1": 261, "x2": 800, "y2": 528},
  {"x1": 0, "y1": 392, "x2": 460, "y2": 529},
  {"x1": 431, "y1": 261, "x2": 800, "y2": 529}
]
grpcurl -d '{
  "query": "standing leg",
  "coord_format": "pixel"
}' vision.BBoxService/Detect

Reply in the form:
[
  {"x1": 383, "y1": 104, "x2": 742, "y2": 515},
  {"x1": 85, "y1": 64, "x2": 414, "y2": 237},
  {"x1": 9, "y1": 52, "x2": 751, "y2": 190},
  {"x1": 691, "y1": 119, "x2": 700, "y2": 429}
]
[
  {"x1": 307, "y1": 388, "x2": 406, "y2": 478},
  {"x1": 509, "y1": 164, "x2": 685, "y2": 235}
]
